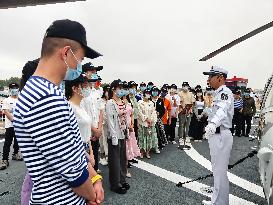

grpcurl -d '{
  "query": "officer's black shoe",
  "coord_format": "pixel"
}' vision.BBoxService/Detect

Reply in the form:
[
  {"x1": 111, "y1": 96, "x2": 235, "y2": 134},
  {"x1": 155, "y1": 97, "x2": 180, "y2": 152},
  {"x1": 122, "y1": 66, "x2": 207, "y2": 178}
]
[
  {"x1": 122, "y1": 183, "x2": 130, "y2": 190},
  {"x1": 235, "y1": 133, "x2": 241, "y2": 137},
  {"x1": 245, "y1": 134, "x2": 249, "y2": 137},
  {"x1": 111, "y1": 187, "x2": 127, "y2": 194}
]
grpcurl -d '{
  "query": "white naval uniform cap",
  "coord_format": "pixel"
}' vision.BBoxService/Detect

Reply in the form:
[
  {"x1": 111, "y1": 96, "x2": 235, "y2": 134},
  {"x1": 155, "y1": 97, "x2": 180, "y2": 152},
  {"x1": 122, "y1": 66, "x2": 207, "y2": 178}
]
[{"x1": 203, "y1": 66, "x2": 228, "y2": 77}]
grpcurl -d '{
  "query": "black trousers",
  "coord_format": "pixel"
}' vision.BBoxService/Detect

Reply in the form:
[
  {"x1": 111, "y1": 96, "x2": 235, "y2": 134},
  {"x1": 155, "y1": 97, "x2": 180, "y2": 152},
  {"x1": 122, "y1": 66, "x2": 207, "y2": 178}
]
[
  {"x1": 231, "y1": 109, "x2": 242, "y2": 136},
  {"x1": 91, "y1": 140, "x2": 100, "y2": 171},
  {"x1": 2, "y1": 127, "x2": 19, "y2": 160},
  {"x1": 190, "y1": 110, "x2": 205, "y2": 140},
  {"x1": 242, "y1": 115, "x2": 252, "y2": 136},
  {"x1": 108, "y1": 139, "x2": 127, "y2": 190},
  {"x1": 169, "y1": 118, "x2": 177, "y2": 142},
  {"x1": 134, "y1": 119, "x2": 138, "y2": 140},
  {"x1": 164, "y1": 124, "x2": 170, "y2": 141}
]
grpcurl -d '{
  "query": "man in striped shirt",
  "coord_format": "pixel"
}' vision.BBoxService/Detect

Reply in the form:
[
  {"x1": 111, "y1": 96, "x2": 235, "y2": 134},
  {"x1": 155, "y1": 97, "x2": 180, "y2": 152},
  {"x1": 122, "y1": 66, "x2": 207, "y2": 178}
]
[
  {"x1": 232, "y1": 90, "x2": 243, "y2": 137},
  {"x1": 13, "y1": 19, "x2": 103, "y2": 205}
]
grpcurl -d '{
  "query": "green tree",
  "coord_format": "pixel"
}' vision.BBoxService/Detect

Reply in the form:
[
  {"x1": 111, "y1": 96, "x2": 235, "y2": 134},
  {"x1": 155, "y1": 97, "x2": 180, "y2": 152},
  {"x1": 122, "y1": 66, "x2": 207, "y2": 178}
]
[{"x1": 0, "y1": 77, "x2": 21, "y2": 91}]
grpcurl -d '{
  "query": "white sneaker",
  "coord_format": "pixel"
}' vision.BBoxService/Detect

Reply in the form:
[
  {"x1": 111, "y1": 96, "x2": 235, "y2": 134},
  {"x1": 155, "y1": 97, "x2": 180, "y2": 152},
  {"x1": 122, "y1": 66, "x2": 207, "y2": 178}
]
[
  {"x1": 171, "y1": 141, "x2": 177, "y2": 144},
  {"x1": 186, "y1": 137, "x2": 191, "y2": 143},
  {"x1": 179, "y1": 138, "x2": 183, "y2": 143},
  {"x1": 202, "y1": 200, "x2": 212, "y2": 205},
  {"x1": 99, "y1": 158, "x2": 108, "y2": 166},
  {"x1": 155, "y1": 149, "x2": 161, "y2": 154}
]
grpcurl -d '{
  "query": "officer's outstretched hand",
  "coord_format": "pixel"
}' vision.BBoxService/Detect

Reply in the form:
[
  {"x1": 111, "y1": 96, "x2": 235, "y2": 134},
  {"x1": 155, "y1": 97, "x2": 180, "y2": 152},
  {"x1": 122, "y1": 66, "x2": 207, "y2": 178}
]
[{"x1": 204, "y1": 123, "x2": 216, "y2": 139}]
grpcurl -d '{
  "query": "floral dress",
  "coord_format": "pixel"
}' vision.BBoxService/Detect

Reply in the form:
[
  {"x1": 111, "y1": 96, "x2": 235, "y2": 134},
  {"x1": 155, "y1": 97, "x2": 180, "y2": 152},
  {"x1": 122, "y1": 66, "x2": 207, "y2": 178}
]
[
  {"x1": 125, "y1": 103, "x2": 141, "y2": 160},
  {"x1": 137, "y1": 100, "x2": 158, "y2": 152}
]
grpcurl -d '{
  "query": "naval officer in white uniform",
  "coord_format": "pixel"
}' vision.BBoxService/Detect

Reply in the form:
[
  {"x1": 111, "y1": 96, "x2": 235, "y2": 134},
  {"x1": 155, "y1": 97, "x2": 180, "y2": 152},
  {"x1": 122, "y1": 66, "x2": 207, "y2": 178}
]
[{"x1": 202, "y1": 66, "x2": 234, "y2": 205}]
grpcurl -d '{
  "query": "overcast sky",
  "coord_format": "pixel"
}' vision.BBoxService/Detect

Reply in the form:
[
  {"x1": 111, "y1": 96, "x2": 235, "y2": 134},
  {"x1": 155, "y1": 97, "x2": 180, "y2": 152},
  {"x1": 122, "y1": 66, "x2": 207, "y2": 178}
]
[{"x1": 0, "y1": 0, "x2": 272, "y2": 89}]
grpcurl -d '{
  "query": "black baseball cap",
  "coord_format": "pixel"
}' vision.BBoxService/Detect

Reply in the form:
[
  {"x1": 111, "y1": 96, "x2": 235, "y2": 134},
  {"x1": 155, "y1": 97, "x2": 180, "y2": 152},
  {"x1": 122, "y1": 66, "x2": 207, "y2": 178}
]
[
  {"x1": 82, "y1": 62, "x2": 103, "y2": 72},
  {"x1": 140, "y1": 82, "x2": 146, "y2": 87},
  {"x1": 195, "y1": 88, "x2": 203, "y2": 93},
  {"x1": 65, "y1": 73, "x2": 88, "y2": 87},
  {"x1": 128, "y1": 81, "x2": 138, "y2": 88},
  {"x1": 45, "y1": 19, "x2": 102, "y2": 59},
  {"x1": 206, "y1": 87, "x2": 213, "y2": 91},
  {"x1": 182, "y1": 82, "x2": 190, "y2": 87},
  {"x1": 162, "y1": 84, "x2": 169, "y2": 88},
  {"x1": 195, "y1": 85, "x2": 202, "y2": 89},
  {"x1": 143, "y1": 89, "x2": 152, "y2": 94},
  {"x1": 161, "y1": 87, "x2": 168, "y2": 93},
  {"x1": 110, "y1": 79, "x2": 123, "y2": 88},
  {"x1": 122, "y1": 81, "x2": 128, "y2": 89},
  {"x1": 170, "y1": 84, "x2": 177, "y2": 89},
  {"x1": 9, "y1": 83, "x2": 19, "y2": 89},
  {"x1": 151, "y1": 86, "x2": 160, "y2": 92},
  {"x1": 233, "y1": 90, "x2": 241, "y2": 95}
]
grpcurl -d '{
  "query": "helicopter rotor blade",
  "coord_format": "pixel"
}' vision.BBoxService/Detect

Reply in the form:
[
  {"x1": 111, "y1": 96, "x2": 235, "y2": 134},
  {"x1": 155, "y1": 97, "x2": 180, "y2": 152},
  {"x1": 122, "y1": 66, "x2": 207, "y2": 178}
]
[{"x1": 199, "y1": 21, "x2": 273, "y2": 61}]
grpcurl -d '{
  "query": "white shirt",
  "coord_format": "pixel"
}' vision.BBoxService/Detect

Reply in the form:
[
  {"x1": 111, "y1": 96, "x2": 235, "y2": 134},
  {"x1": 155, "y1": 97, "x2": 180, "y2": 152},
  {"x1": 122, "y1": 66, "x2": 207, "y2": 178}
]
[
  {"x1": 169, "y1": 94, "x2": 180, "y2": 118},
  {"x1": 2, "y1": 97, "x2": 18, "y2": 128},
  {"x1": 81, "y1": 88, "x2": 103, "y2": 128},
  {"x1": 195, "y1": 100, "x2": 205, "y2": 110},
  {"x1": 208, "y1": 85, "x2": 234, "y2": 129},
  {"x1": 70, "y1": 103, "x2": 92, "y2": 143}
]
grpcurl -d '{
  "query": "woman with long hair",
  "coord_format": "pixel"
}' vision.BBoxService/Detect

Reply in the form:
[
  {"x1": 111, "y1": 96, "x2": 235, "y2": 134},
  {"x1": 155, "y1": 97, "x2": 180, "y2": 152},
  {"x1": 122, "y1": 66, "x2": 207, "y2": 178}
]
[
  {"x1": 151, "y1": 86, "x2": 168, "y2": 149},
  {"x1": 106, "y1": 79, "x2": 129, "y2": 194},
  {"x1": 99, "y1": 85, "x2": 110, "y2": 166},
  {"x1": 122, "y1": 82, "x2": 141, "y2": 178},
  {"x1": 65, "y1": 74, "x2": 95, "y2": 166},
  {"x1": 191, "y1": 88, "x2": 206, "y2": 142},
  {"x1": 138, "y1": 89, "x2": 158, "y2": 159}
]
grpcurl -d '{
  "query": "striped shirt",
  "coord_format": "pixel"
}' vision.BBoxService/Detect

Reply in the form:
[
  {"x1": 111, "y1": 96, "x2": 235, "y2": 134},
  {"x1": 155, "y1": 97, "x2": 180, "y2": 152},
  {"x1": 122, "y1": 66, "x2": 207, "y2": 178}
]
[
  {"x1": 13, "y1": 76, "x2": 88, "y2": 205},
  {"x1": 234, "y1": 98, "x2": 243, "y2": 109}
]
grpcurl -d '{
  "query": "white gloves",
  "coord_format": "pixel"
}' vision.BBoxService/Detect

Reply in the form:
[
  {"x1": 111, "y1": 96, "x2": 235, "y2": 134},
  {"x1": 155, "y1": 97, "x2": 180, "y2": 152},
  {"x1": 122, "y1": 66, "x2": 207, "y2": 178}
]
[{"x1": 204, "y1": 123, "x2": 216, "y2": 139}]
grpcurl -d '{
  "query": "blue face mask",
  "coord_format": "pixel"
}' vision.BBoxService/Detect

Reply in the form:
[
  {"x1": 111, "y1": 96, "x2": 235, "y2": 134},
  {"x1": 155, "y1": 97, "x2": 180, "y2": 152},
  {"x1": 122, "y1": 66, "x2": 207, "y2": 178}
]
[
  {"x1": 10, "y1": 89, "x2": 19, "y2": 96},
  {"x1": 147, "y1": 85, "x2": 153, "y2": 90},
  {"x1": 152, "y1": 91, "x2": 158, "y2": 97},
  {"x1": 129, "y1": 88, "x2": 136, "y2": 95},
  {"x1": 140, "y1": 86, "x2": 146, "y2": 92},
  {"x1": 64, "y1": 49, "x2": 82, "y2": 81},
  {"x1": 91, "y1": 73, "x2": 99, "y2": 80},
  {"x1": 124, "y1": 90, "x2": 129, "y2": 96},
  {"x1": 244, "y1": 93, "x2": 250, "y2": 97},
  {"x1": 116, "y1": 89, "x2": 124, "y2": 98}
]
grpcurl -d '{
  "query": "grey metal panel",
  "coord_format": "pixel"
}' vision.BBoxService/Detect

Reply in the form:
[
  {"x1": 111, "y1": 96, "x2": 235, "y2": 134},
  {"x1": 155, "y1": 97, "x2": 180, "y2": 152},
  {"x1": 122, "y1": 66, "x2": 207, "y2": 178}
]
[{"x1": 0, "y1": 0, "x2": 85, "y2": 9}]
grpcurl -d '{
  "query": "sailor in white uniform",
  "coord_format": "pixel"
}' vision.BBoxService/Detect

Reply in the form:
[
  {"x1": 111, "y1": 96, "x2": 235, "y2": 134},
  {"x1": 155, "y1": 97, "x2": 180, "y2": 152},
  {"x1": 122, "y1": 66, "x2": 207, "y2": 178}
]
[{"x1": 202, "y1": 66, "x2": 234, "y2": 205}]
